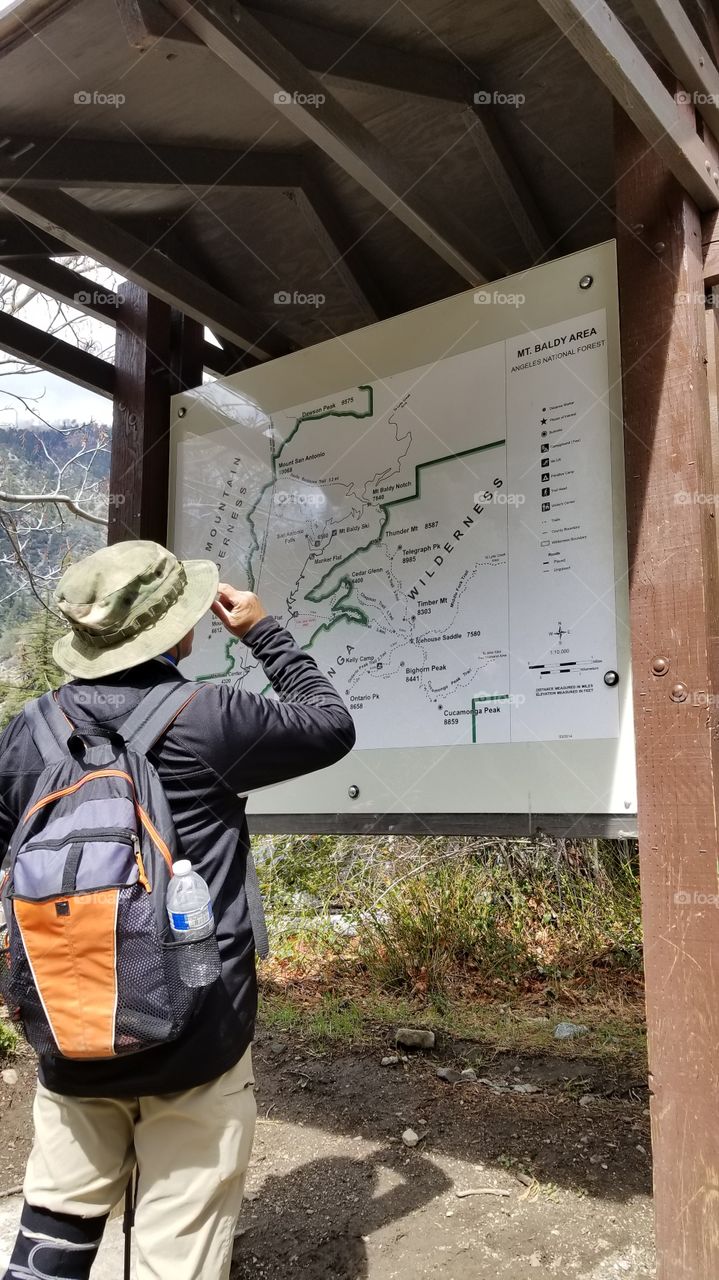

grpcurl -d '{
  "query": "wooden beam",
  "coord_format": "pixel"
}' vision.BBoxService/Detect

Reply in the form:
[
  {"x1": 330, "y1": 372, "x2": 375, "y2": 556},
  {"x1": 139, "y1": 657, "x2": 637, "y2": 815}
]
[
  {"x1": 114, "y1": 0, "x2": 201, "y2": 49},
  {"x1": 169, "y1": 308, "x2": 204, "y2": 394},
  {"x1": 0, "y1": 188, "x2": 290, "y2": 359},
  {"x1": 161, "y1": 0, "x2": 503, "y2": 284},
  {"x1": 0, "y1": 136, "x2": 303, "y2": 190},
  {"x1": 632, "y1": 0, "x2": 719, "y2": 137},
  {"x1": 0, "y1": 252, "x2": 242, "y2": 374},
  {"x1": 537, "y1": 0, "x2": 719, "y2": 209},
  {"x1": 2, "y1": 255, "x2": 124, "y2": 321},
  {"x1": 246, "y1": 6, "x2": 474, "y2": 104},
  {"x1": 701, "y1": 205, "x2": 719, "y2": 279},
  {"x1": 616, "y1": 102, "x2": 719, "y2": 1279},
  {"x1": 461, "y1": 108, "x2": 554, "y2": 262},
  {"x1": 0, "y1": 310, "x2": 114, "y2": 396},
  {"x1": 110, "y1": 283, "x2": 172, "y2": 542},
  {"x1": 0, "y1": 218, "x2": 69, "y2": 257},
  {"x1": 250, "y1": 7, "x2": 555, "y2": 264},
  {"x1": 285, "y1": 185, "x2": 381, "y2": 324}
]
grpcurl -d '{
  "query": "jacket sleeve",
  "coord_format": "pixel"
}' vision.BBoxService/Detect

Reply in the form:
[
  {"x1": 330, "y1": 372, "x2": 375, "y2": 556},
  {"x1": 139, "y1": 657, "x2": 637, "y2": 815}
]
[
  {"x1": 188, "y1": 617, "x2": 356, "y2": 793},
  {"x1": 0, "y1": 716, "x2": 44, "y2": 860}
]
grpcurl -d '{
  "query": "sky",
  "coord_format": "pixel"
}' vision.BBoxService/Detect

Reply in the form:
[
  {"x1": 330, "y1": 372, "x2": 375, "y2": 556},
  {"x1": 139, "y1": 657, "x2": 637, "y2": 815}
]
[{"x1": 0, "y1": 259, "x2": 119, "y2": 428}]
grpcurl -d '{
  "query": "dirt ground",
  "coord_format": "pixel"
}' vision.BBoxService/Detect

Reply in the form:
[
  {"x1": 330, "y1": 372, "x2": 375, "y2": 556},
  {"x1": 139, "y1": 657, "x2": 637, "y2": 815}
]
[{"x1": 0, "y1": 1030, "x2": 655, "y2": 1279}]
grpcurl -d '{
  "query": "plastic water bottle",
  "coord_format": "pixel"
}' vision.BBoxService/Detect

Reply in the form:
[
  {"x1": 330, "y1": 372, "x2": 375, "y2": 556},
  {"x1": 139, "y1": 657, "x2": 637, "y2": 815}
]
[{"x1": 166, "y1": 860, "x2": 217, "y2": 988}]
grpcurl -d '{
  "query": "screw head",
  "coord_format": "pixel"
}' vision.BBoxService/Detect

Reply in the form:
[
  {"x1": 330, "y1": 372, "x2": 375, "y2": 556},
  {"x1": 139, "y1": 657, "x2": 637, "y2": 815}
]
[
  {"x1": 671, "y1": 683, "x2": 688, "y2": 703},
  {"x1": 603, "y1": 670, "x2": 619, "y2": 686},
  {"x1": 177, "y1": 406, "x2": 187, "y2": 418},
  {"x1": 579, "y1": 274, "x2": 593, "y2": 290},
  {"x1": 652, "y1": 657, "x2": 670, "y2": 676},
  {"x1": 348, "y1": 784, "x2": 360, "y2": 799}
]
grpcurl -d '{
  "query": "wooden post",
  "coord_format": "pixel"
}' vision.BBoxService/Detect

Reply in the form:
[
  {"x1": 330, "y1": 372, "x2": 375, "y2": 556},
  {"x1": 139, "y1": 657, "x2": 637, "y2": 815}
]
[
  {"x1": 110, "y1": 286, "x2": 203, "y2": 544},
  {"x1": 615, "y1": 104, "x2": 719, "y2": 1278}
]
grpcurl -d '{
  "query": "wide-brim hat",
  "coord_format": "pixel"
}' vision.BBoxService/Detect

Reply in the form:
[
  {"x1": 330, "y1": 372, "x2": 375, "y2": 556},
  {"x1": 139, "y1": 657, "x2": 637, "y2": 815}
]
[{"x1": 53, "y1": 540, "x2": 219, "y2": 679}]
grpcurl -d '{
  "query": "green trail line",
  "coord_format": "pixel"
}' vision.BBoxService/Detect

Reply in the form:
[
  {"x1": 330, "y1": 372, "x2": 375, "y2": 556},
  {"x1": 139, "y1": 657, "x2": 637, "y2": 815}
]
[
  {"x1": 199, "y1": 386, "x2": 375, "y2": 680},
  {"x1": 305, "y1": 437, "x2": 506, "y2": 613},
  {"x1": 283, "y1": 435, "x2": 507, "y2": 673},
  {"x1": 471, "y1": 693, "x2": 510, "y2": 744}
]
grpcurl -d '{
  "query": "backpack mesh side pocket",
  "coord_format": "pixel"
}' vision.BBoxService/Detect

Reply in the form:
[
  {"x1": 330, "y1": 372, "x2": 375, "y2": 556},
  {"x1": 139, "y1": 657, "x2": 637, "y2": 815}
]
[{"x1": 114, "y1": 886, "x2": 197, "y2": 1054}]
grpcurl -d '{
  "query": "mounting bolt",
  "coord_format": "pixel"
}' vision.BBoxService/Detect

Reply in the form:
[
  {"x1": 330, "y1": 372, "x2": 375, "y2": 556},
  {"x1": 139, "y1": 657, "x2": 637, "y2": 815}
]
[
  {"x1": 654, "y1": 241, "x2": 666, "y2": 253},
  {"x1": 348, "y1": 785, "x2": 360, "y2": 799},
  {"x1": 652, "y1": 657, "x2": 670, "y2": 676},
  {"x1": 670, "y1": 683, "x2": 688, "y2": 703},
  {"x1": 579, "y1": 274, "x2": 593, "y2": 290},
  {"x1": 603, "y1": 670, "x2": 619, "y2": 686},
  {"x1": 177, "y1": 406, "x2": 187, "y2": 418}
]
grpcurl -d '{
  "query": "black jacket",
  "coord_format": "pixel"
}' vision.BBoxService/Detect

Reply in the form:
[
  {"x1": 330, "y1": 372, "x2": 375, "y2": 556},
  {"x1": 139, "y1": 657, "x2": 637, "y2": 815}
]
[{"x1": 0, "y1": 616, "x2": 355, "y2": 1097}]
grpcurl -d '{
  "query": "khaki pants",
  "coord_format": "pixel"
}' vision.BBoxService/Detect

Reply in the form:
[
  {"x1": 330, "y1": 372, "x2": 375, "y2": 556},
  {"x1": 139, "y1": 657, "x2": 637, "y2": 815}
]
[{"x1": 23, "y1": 1047, "x2": 257, "y2": 1280}]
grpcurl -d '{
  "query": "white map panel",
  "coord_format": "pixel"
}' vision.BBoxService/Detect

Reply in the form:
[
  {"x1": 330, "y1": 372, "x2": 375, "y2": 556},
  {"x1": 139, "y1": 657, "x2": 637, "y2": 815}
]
[{"x1": 170, "y1": 243, "x2": 636, "y2": 820}]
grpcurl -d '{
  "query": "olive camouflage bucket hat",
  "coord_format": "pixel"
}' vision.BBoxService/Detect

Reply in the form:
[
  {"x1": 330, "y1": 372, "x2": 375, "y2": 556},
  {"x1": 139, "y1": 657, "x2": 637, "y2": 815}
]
[{"x1": 52, "y1": 540, "x2": 219, "y2": 679}]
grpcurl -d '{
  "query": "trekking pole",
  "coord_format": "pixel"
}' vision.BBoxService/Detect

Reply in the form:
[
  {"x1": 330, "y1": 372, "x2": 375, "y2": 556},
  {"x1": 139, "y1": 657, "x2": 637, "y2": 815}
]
[{"x1": 123, "y1": 1170, "x2": 136, "y2": 1280}]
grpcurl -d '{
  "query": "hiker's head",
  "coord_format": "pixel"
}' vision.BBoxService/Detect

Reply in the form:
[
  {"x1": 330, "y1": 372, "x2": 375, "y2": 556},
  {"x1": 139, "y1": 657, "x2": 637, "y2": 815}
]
[{"x1": 52, "y1": 541, "x2": 218, "y2": 678}]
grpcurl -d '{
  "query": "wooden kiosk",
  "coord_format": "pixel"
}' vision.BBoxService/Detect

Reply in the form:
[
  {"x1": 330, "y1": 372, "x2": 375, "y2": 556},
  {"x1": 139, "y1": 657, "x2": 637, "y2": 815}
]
[{"x1": 0, "y1": 0, "x2": 718, "y2": 1272}]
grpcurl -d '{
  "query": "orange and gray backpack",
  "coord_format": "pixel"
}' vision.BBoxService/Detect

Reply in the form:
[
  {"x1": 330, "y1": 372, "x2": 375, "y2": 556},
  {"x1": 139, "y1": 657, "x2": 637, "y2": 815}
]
[{"x1": 0, "y1": 682, "x2": 223, "y2": 1061}]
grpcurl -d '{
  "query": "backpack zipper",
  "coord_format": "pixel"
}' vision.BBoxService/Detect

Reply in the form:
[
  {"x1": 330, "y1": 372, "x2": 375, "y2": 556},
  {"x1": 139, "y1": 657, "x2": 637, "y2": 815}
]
[{"x1": 23, "y1": 771, "x2": 174, "y2": 873}]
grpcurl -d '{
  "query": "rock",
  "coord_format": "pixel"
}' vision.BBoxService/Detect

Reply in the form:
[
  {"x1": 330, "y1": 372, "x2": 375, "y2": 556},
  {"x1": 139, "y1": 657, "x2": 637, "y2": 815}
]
[
  {"x1": 268, "y1": 1040, "x2": 284, "y2": 1055},
  {"x1": 396, "y1": 1027, "x2": 435, "y2": 1050},
  {"x1": 579, "y1": 1093, "x2": 599, "y2": 1107},
  {"x1": 401, "y1": 1128, "x2": 420, "y2": 1147},
  {"x1": 436, "y1": 1067, "x2": 463, "y2": 1084},
  {"x1": 1, "y1": 1068, "x2": 18, "y2": 1086},
  {"x1": 511, "y1": 1082, "x2": 539, "y2": 1094},
  {"x1": 554, "y1": 1021, "x2": 588, "y2": 1040},
  {"x1": 460, "y1": 1068, "x2": 477, "y2": 1081},
  {"x1": 529, "y1": 1253, "x2": 542, "y2": 1268},
  {"x1": 381, "y1": 1055, "x2": 400, "y2": 1067}
]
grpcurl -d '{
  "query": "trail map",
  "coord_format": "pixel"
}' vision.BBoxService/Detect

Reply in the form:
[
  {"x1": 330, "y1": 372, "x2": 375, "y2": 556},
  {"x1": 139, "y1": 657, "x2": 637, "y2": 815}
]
[{"x1": 173, "y1": 308, "x2": 620, "y2": 749}]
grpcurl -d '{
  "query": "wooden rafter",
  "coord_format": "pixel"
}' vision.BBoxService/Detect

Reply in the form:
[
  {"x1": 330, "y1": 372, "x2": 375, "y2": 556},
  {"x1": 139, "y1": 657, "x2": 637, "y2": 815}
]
[
  {"x1": 160, "y1": 0, "x2": 502, "y2": 284},
  {"x1": 114, "y1": 0, "x2": 201, "y2": 49},
  {"x1": 536, "y1": 0, "x2": 719, "y2": 209},
  {"x1": 0, "y1": 218, "x2": 69, "y2": 256},
  {"x1": 632, "y1": 0, "x2": 719, "y2": 139},
  {"x1": 0, "y1": 252, "x2": 233, "y2": 374},
  {"x1": 285, "y1": 184, "x2": 381, "y2": 324},
  {"x1": 0, "y1": 309, "x2": 114, "y2": 396},
  {"x1": 249, "y1": 6, "x2": 554, "y2": 261},
  {"x1": 0, "y1": 136, "x2": 303, "y2": 190},
  {"x1": 0, "y1": 187, "x2": 290, "y2": 359}
]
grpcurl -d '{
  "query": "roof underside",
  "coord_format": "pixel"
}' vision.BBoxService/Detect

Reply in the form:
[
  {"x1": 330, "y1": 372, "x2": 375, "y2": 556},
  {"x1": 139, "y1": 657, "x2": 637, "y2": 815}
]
[{"x1": 0, "y1": 0, "x2": 712, "y2": 360}]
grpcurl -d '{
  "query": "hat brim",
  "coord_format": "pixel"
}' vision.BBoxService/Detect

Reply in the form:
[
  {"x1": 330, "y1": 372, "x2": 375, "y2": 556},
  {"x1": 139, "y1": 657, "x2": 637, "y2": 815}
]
[{"x1": 53, "y1": 559, "x2": 220, "y2": 679}]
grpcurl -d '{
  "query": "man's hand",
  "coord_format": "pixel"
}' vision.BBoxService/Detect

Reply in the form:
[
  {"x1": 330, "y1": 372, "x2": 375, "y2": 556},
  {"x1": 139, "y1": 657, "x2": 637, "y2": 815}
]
[{"x1": 211, "y1": 583, "x2": 268, "y2": 638}]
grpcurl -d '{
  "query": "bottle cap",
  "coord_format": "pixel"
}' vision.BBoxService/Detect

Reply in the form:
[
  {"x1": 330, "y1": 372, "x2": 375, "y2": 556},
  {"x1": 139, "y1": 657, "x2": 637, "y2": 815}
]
[{"x1": 172, "y1": 859, "x2": 192, "y2": 877}]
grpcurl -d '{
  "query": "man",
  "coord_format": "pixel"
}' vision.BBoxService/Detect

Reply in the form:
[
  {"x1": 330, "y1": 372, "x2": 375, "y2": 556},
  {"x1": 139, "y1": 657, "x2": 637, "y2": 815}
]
[{"x1": 0, "y1": 539, "x2": 355, "y2": 1280}]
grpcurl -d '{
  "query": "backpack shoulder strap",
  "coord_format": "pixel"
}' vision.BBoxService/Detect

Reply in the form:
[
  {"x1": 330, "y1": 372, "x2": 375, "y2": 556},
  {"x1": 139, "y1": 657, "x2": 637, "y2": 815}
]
[
  {"x1": 23, "y1": 692, "x2": 73, "y2": 765},
  {"x1": 121, "y1": 681, "x2": 200, "y2": 757}
]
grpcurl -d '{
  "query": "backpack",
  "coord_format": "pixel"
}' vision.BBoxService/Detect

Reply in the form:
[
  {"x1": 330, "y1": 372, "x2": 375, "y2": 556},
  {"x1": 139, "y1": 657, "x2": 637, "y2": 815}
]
[{"x1": 0, "y1": 682, "x2": 228, "y2": 1061}]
